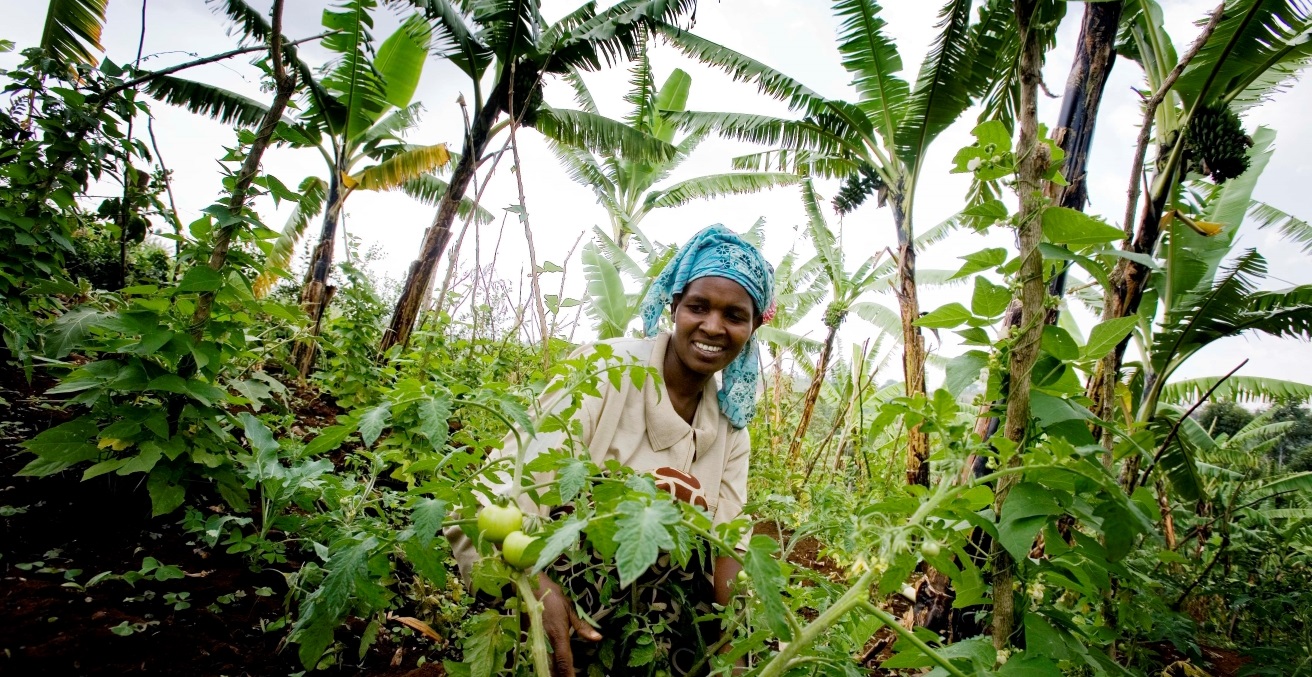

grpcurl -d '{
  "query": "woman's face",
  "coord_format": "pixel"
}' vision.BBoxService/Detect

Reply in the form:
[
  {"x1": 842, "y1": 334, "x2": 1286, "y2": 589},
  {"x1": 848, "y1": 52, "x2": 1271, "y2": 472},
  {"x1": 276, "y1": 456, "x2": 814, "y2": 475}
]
[{"x1": 669, "y1": 276, "x2": 760, "y2": 376}]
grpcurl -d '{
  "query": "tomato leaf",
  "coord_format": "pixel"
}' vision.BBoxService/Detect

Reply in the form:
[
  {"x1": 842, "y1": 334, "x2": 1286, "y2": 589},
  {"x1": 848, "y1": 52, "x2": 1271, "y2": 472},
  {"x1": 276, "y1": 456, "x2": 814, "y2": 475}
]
[
  {"x1": 533, "y1": 515, "x2": 587, "y2": 572},
  {"x1": 743, "y1": 535, "x2": 794, "y2": 641},
  {"x1": 613, "y1": 500, "x2": 678, "y2": 588},
  {"x1": 358, "y1": 402, "x2": 392, "y2": 447},
  {"x1": 555, "y1": 459, "x2": 589, "y2": 504},
  {"x1": 290, "y1": 536, "x2": 380, "y2": 669},
  {"x1": 418, "y1": 392, "x2": 453, "y2": 451}
]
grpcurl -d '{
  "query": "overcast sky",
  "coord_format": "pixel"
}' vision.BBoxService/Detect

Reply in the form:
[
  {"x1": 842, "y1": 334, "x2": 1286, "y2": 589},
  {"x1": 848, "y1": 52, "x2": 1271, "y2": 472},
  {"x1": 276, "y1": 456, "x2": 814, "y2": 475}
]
[{"x1": 4, "y1": 0, "x2": 1310, "y2": 394}]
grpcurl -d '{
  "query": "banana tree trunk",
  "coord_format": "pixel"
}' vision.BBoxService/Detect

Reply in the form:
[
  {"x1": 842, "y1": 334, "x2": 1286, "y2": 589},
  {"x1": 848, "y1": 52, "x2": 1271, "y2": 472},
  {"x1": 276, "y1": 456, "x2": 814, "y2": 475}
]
[
  {"x1": 992, "y1": 0, "x2": 1046, "y2": 651},
  {"x1": 894, "y1": 198, "x2": 929, "y2": 488},
  {"x1": 1087, "y1": 5, "x2": 1226, "y2": 467},
  {"x1": 381, "y1": 87, "x2": 503, "y2": 354},
  {"x1": 786, "y1": 321, "x2": 839, "y2": 468},
  {"x1": 291, "y1": 171, "x2": 343, "y2": 378}
]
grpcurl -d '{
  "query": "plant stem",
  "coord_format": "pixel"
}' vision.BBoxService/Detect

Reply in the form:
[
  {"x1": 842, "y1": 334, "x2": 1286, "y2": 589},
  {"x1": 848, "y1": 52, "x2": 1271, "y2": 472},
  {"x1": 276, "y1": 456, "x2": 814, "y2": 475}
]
[
  {"x1": 513, "y1": 574, "x2": 554, "y2": 677},
  {"x1": 858, "y1": 601, "x2": 972, "y2": 677},
  {"x1": 755, "y1": 568, "x2": 878, "y2": 677}
]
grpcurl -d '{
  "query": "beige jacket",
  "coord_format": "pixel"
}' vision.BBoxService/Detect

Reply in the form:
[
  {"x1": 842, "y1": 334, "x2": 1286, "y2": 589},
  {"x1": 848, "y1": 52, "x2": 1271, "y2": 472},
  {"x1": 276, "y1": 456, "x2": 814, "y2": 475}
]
[{"x1": 448, "y1": 332, "x2": 752, "y2": 581}]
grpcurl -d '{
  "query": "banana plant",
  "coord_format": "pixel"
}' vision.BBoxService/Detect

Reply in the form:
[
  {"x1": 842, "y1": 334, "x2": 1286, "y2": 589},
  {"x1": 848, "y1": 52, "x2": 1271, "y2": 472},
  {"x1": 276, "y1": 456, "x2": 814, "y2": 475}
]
[
  {"x1": 1089, "y1": 0, "x2": 1312, "y2": 428},
  {"x1": 142, "y1": 1, "x2": 473, "y2": 377},
  {"x1": 656, "y1": 0, "x2": 1049, "y2": 485},
  {"x1": 379, "y1": 0, "x2": 698, "y2": 354},
  {"x1": 784, "y1": 179, "x2": 889, "y2": 467},
  {"x1": 39, "y1": 0, "x2": 108, "y2": 69},
  {"x1": 756, "y1": 245, "x2": 826, "y2": 445},
  {"x1": 549, "y1": 46, "x2": 796, "y2": 251},
  {"x1": 270, "y1": 5, "x2": 452, "y2": 377},
  {"x1": 1105, "y1": 127, "x2": 1312, "y2": 499},
  {"x1": 803, "y1": 336, "x2": 898, "y2": 484},
  {"x1": 579, "y1": 226, "x2": 674, "y2": 340}
]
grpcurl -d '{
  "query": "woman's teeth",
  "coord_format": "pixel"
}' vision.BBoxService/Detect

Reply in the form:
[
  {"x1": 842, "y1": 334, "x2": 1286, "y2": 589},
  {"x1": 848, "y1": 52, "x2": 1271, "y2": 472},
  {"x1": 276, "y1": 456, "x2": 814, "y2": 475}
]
[{"x1": 693, "y1": 341, "x2": 723, "y2": 354}]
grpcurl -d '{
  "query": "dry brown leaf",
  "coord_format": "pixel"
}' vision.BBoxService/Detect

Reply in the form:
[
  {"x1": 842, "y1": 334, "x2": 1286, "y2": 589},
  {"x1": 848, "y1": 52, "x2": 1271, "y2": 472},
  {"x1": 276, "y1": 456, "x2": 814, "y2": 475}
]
[{"x1": 389, "y1": 614, "x2": 443, "y2": 643}]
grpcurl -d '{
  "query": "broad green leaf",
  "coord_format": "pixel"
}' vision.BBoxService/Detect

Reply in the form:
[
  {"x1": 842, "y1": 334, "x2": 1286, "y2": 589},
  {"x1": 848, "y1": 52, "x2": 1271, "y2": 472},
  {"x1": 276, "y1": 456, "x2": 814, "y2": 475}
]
[
  {"x1": 18, "y1": 418, "x2": 99, "y2": 477},
  {"x1": 1080, "y1": 316, "x2": 1139, "y2": 361},
  {"x1": 1041, "y1": 326, "x2": 1079, "y2": 362},
  {"x1": 147, "y1": 469, "x2": 186, "y2": 516},
  {"x1": 944, "y1": 350, "x2": 989, "y2": 397},
  {"x1": 1041, "y1": 207, "x2": 1126, "y2": 246},
  {"x1": 238, "y1": 412, "x2": 279, "y2": 455},
  {"x1": 374, "y1": 14, "x2": 430, "y2": 110},
  {"x1": 971, "y1": 276, "x2": 1011, "y2": 318},
  {"x1": 116, "y1": 444, "x2": 162, "y2": 476},
  {"x1": 1030, "y1": 392, "x2": 1094, "y2": 428},
  {"x1": 1025, "y1": 613, "x2": 1074, "y2": 661},
  {"x1": 950, "y1": 247, "x2": 1007, "y2": 279},
  {"x1": 962, "y1": 198, "x2": 1009, "y2": 228},
  {"x1": 743, "y1": 535, "x2": 794, "y2": 641},
  {"x1": 997, "y1": 483, "x2": 1062, "y2": 561},
  {"x1": 914, "y1": 302, "x2": 972, "y2": 329},
  {"x1": 176, "y1": 266, "x2": 225, "y2": 293},
  {"x1": 45, "y1": 306, "x2": 107, "y2": 358},
  {"x1": 613, "y1": 500, "x2": 679, "y2": 588},
  {"x1": 998, "y1": 654, "x2": 1063, "y2": 676}
]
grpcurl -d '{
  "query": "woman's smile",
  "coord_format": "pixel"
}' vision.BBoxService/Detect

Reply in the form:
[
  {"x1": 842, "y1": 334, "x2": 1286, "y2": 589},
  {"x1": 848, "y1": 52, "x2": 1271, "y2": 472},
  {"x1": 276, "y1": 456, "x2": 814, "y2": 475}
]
[{"x1": 692, "y1": 341, "x2": 725, "y2": 356}]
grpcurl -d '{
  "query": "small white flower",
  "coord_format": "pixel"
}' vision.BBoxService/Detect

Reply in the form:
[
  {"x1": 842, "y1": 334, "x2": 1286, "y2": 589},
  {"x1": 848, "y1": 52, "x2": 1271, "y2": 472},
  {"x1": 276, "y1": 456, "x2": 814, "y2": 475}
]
[{"x1": 967, "y1": 157, "x2": 983, "y2": 171}]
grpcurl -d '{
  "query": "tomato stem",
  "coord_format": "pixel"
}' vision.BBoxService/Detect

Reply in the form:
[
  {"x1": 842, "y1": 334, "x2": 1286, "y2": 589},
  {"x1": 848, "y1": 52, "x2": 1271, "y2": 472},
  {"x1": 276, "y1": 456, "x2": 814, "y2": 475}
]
[{"x1": 513, "y1": 573, "x2": 554, "y2": 677}]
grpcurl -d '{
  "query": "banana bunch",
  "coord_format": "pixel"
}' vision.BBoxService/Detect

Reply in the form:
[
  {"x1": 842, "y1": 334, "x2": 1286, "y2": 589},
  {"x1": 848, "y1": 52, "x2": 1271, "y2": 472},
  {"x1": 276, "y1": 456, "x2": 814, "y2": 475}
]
[{"x1": 1183, "y1": 106, "x2": 1253, "y2": 184}]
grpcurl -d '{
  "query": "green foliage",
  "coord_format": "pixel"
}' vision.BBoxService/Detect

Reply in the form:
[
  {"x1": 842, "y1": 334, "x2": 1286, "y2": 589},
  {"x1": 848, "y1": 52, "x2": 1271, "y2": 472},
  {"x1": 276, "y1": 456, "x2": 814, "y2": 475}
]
[{"x1": 5, "y1": 2, "x2": 1312, "y2": 676}]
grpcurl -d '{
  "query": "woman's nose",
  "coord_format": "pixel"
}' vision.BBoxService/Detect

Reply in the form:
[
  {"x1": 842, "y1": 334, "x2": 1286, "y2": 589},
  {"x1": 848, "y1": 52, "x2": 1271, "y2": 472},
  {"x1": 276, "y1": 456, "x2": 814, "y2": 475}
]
[{"x1": 702, "y1": 312, "x2": 727, "y2": 336}]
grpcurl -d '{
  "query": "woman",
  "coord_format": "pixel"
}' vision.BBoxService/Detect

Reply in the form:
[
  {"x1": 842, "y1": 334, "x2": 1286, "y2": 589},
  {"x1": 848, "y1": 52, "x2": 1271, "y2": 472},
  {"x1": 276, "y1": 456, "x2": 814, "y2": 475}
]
[{"x1": 451, "y1": 224, "x2": 773, "y2": 676}]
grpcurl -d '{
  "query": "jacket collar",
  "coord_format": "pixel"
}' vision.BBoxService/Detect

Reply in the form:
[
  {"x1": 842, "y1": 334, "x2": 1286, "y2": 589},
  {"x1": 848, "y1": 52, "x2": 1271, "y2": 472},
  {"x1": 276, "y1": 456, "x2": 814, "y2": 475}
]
[{"x1": 644, "y1": 332, "x2": 720, "y2": 455}]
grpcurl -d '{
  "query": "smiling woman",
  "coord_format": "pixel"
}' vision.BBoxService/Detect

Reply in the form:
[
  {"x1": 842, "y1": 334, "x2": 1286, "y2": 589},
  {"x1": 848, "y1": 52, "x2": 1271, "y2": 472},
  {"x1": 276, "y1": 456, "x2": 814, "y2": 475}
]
[{"x1": 448, "y1": 224, "x2": 774, "y2": 676}]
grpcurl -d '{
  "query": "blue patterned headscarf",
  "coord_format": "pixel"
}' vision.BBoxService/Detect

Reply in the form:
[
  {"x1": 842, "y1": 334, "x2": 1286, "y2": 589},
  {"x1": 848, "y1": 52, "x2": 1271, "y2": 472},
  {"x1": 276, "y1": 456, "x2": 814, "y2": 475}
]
[{"x1": 639, "y1": 225, "x2": 775, "y2": 429}]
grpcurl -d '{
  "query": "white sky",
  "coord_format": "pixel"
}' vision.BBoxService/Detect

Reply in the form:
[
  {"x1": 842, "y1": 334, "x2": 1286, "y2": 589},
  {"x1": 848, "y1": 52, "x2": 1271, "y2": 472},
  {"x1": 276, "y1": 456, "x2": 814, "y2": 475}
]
[{"x1": 4, "y1": 0, "x2": 1310, "y2": 393}]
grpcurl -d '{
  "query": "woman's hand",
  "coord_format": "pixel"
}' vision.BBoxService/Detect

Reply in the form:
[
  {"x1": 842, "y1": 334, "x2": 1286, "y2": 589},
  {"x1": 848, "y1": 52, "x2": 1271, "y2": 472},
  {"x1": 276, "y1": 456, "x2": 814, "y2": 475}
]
[{"x1": 535, "y1": 573, "x2": 601, "y2": 677}]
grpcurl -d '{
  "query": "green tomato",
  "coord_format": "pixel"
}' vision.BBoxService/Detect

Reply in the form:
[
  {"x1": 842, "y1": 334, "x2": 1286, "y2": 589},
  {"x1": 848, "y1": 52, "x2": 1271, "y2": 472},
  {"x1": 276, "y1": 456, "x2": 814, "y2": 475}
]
[
  {"x1": 501, "y1": 530, "x2": 538, "y2": 570},
  {"x1": 920, "y1": 540, "x2": 942, "y2": 558},
  {"x1": 478, "y1": 503, "x2": 523, "y2": 545},
  {"x1": 736, "y1": 570, "x2": 749, "y2": 583}
]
